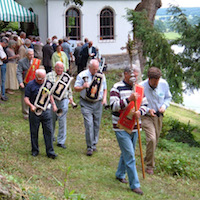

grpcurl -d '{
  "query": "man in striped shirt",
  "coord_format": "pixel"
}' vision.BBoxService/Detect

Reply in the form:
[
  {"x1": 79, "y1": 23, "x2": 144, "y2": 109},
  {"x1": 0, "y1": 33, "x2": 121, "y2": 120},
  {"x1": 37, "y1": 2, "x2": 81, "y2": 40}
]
[{"x1": 110, "y1": 66, "x2": 148, "y2": 195}]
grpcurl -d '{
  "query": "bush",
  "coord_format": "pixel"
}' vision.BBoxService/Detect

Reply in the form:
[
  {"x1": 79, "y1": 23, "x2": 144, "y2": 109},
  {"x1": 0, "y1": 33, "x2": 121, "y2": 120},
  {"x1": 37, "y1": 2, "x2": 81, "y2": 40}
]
[{"x1": 161, "y1": 117, "x2": 200, "y2": 147}]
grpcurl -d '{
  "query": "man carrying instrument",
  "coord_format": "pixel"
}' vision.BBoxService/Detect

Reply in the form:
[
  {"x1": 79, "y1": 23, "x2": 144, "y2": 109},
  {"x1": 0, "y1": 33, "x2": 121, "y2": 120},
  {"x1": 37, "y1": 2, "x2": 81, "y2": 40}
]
[
  {"x1": 74, "y1": 59, "x2": 107, "y2": 156},
  {"x1": 110, "y1": 67, "x2": 148, "y2": 195},
  {"x1": 140, "y1": 67, "x2": 172, "y2": 175},
  {"x1": 46, "y1": 61, "x2": 73, "y2": 149},
  {"x1": 17, "y1": 48, "x2": 41, "y2": 119},
  {"x1": 24, "y1": 69, "x2": 58, "y2": 159}
]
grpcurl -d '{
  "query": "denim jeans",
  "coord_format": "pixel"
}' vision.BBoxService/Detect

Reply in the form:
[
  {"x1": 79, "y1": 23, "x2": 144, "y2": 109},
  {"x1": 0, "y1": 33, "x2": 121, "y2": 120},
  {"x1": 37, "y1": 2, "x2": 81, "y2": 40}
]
[
  {"x1": 52, "y1": 98, "x2": 69, "y2": 145},
  {"x1": 29, "y1": 109, "x2": 55, "y2": 156},
  {"x1": 115, "y1": 130, "x2": 140, "y2": 190},
  {"x1": 0, "y1": 63, "x2": 6, "y2": 97}
]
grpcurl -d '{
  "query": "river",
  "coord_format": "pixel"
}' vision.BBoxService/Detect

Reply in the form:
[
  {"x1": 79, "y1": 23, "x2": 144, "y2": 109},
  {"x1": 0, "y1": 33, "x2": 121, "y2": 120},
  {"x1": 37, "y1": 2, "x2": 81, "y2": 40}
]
[{"x1": 171, "y1": 45, "x2": 200, "y2": 114}]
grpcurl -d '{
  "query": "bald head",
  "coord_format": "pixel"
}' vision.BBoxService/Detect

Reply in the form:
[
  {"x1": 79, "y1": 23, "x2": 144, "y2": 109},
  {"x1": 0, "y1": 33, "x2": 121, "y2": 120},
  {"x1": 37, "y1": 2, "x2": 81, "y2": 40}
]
[
  {"x1": 35, "y1": 69, "x2": 46, "y2": 84},
  {"x1": 89, "y1": 59, "x2": 99, "y2": 75},
  {"x1": 55, "y1": 61, "x2": 64, "y2": 75}
]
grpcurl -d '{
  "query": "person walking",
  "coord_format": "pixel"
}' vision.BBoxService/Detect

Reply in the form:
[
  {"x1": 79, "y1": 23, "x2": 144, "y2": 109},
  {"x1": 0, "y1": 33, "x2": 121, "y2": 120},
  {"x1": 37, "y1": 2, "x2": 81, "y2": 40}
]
[{"x1": 140, "y1": 67, "x2": 172, "y2": 175}]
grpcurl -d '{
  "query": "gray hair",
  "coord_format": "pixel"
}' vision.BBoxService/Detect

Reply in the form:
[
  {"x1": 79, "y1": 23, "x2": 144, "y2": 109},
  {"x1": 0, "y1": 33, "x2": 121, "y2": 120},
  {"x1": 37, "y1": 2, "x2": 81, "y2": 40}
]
[
  {"x1": 26, "y1": 48, "x2": 34, "y2": 55},
  {"x1": 55, "y1": 61, "x2": 64, "y2": 67},
  {"x1": 25, "y1": 38, "x2": 31, "y2": 45},
  {"x1": 124, "y1": 65, "x2": 139, "y2": 74},
  {"x1": 1, "y1": 37, "x2": 9, "y2": 44},
  {"x1": 8, "y1": 39, "x2": 16, "y2": 48},
  {"x1": 46, "y1": 38, "x2": 51, "y2": 44}
]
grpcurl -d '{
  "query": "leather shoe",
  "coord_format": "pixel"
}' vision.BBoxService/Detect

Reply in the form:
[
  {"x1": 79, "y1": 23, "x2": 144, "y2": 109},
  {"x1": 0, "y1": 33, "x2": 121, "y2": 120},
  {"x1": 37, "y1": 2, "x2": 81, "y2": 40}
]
[
  {"x1": 132, "y1": 188, "x2": 143, "y2": 195},
  {"x1": 116, "y1": 177, "x2": 128, "y2": 184},
  {"x1": 1, "y1": 96, "x2": 8, "y2": 101},
  {"x1": 86, "y1": 149, "x2": 93, "y2": 156},
  {"x1": 57, "y1": 143, "x2": 66, "y2": 149},
  {"x1": 32, "y1": 152, "x2": 39, "y2": 157},
  {"x1": 47, "y1": 153, "x2": 58, "y2": 159},
  {"x1": 145, "y1": 168, "x2": 154, "y2": 175}
]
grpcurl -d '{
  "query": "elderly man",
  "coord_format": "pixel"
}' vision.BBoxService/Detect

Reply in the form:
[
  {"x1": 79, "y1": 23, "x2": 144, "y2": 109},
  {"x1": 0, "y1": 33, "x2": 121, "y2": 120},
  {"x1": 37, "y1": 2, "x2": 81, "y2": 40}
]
[
  {"x1": 46, "y1": 61, "x2": 73, "y2": 149},
  {"x1": 17, "y1": 48, "x2": 41, "y2": 119},
  {"x1": 0, "y1": 37, "x2": 8, "y2": 102},
  {"x1": 140, "y1": 67, "x2": 172, "y2": 175},
  {"x1": 74, "y1": 59, "x2": 107, "y2": 156},
  {"x1": 110, "y1": 67, "x2": 148, "y2": 195},
  {"x1": 24, "y1": 69, "x2": 58, "y2": 159}
]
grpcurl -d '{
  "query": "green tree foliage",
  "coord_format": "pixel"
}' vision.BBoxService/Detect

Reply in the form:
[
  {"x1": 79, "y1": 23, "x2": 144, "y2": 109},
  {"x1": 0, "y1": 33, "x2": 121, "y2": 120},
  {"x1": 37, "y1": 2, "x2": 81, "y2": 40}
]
[
  {"x1": 126, "y1": 9, "x2": 184, "y2": 103},
  {"x1": 168, "y1": 6, "x2": 200, "y2": 90}
]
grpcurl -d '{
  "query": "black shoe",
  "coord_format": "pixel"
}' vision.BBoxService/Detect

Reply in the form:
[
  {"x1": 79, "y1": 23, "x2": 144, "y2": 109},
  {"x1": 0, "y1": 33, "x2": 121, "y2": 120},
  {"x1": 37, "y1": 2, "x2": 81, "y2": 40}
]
[
  {"x1": 47, "y1": 153, "x2": 58, "y2": 159},
  {"x1": 86, "y1": 149, "x2": 93, "y2": 156},
  {"x1": 1, "y1": 96, "x2": 8, "y2": 101},
  {"x1": 57, "y1": 143, "x2": 66, "y2": 149},
  {"x1": 32, "y1": 152, "x2": 39, "y2": 157},
  {"x1": 116, "y1": 177, "x2": 128, "y2": 184}
]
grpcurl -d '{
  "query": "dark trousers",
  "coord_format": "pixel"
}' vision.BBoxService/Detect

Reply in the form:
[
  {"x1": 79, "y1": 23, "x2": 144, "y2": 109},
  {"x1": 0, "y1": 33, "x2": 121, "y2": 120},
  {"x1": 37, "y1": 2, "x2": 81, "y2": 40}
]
[{"x1": 29, "y1": 109, "x2": 55, "y2": 156}]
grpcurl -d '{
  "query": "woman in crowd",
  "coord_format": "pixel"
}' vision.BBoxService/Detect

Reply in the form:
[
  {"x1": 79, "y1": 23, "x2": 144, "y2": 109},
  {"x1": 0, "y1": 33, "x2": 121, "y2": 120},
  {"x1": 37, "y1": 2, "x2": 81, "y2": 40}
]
[{"x1": 5, "y1": 40, "x2": 19, "y2": 94}]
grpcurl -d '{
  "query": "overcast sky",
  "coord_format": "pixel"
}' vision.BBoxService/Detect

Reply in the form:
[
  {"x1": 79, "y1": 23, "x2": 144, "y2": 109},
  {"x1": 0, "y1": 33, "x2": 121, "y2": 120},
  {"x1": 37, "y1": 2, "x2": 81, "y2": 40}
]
[{"x1": 162, "y1": 0, "x2": 200, "y2": 8}]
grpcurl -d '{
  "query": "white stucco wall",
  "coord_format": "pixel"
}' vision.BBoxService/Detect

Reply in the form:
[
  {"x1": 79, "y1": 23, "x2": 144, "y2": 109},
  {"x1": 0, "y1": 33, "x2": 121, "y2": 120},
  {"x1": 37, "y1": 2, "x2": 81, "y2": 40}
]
[
  {"x1": 16, "y1": 0, "x2": 140, "y2": 55},
  {"x1": 48, "y1": 0, "x2": 139, "y2": 55}
]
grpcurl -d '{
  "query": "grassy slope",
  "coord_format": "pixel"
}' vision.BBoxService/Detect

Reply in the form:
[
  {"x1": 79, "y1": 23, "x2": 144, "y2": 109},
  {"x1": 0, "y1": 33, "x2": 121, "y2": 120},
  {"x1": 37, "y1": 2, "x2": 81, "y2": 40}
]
[{"x1": 0, "y1": 71, "x2": 199, "y2": 200}]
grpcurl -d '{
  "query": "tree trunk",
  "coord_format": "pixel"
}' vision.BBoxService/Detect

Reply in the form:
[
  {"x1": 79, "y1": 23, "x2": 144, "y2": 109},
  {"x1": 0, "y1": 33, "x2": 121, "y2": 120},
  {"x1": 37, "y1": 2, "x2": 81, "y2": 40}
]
[{"x1": 134, "y1": 0, "x2": 162, "y2": 73}]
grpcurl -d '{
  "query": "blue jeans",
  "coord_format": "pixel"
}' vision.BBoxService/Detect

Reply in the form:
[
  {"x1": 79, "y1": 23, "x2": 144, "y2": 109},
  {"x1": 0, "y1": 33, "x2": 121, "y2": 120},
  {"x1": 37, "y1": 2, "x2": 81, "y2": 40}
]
[
  {"x1": 115, "y1": 130, "x2": 140, "y2": 190},
  {"x1": 0, "y1": 63, "x2": 6, "y2": 97},
  {"x1": 29, "y1": 109, "x2": 55, "y2": 156},
  {"x1": 52, "y1": 98, "x2": 69, "y2": 145}
]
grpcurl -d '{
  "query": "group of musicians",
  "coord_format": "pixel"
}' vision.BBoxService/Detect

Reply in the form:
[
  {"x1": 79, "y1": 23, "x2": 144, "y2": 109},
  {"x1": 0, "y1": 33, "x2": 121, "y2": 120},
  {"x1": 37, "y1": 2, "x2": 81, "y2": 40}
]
[{"x1": 19, "y1": 48, "x2": 172, "y2": 196}]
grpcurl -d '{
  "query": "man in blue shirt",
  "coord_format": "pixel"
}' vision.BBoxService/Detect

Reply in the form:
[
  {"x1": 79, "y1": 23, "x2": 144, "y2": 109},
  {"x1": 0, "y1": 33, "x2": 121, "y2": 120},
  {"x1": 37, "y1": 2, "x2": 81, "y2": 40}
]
[
  {"x1": 140, "y1": 67, "x2": 172, "y2": 175},
  {"x1": 24, "y1": 69, "x2": 58, "y2": 159}
]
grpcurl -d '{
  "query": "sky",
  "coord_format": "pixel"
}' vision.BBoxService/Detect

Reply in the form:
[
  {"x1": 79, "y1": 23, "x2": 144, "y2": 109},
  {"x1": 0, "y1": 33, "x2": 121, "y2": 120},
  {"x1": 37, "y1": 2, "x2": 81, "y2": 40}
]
[{"x1": 162, "y1": 0, "x2": 200, "y2": 8}]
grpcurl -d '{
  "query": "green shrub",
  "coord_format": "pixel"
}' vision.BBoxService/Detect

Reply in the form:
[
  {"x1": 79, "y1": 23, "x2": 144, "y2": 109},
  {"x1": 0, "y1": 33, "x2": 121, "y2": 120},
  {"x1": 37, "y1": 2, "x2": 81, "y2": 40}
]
[{"x1": 161, "y1": 117, "x2": 200, "y2": 147}]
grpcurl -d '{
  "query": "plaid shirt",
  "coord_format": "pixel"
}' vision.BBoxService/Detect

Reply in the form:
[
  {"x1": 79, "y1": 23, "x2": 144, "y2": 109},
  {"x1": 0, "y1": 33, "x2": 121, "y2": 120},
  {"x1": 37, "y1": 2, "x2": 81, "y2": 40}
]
[{"x1": 46, "y1": 71, "x2": 72, "y2": 99}]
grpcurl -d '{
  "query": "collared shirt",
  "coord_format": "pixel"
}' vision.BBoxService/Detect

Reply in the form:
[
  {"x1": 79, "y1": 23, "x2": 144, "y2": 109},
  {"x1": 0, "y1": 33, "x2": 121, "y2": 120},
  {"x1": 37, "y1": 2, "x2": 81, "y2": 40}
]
[
  {"x1": 74, "y1": 69, "x2": 107, "y2": 100},
  {"x1": 25, "y1": 79, "x2": 42, "y2": 104},
  {"x1": 140, "y1": 78, "x2": 172, "y2": 112},
  {"x1": 46, "y1": 71, "x2": 72, "y2": 99}
]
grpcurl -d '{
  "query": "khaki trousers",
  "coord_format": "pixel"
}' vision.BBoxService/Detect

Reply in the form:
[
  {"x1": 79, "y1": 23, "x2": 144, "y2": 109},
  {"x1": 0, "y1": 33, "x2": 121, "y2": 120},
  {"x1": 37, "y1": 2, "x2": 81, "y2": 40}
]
[{"x1": 141, "y1": 115, "x2": 163, "y2": 169}]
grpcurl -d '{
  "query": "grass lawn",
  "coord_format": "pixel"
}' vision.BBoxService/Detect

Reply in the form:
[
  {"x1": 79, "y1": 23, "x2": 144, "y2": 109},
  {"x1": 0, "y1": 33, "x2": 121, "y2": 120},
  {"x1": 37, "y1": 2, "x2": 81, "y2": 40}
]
[
  {"x1": 164, "y1": 32, "x2": 181, "y2": 40},
  {"x1": 0, "y1": 70, "x2": 199, "y2": 200}
]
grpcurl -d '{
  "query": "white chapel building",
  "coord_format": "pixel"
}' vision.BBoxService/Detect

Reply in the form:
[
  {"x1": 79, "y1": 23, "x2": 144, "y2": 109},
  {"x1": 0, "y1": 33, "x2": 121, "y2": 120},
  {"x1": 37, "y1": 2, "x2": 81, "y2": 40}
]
[{"x1": 16, "y1": 0, "x2": 139, "y2": 56}]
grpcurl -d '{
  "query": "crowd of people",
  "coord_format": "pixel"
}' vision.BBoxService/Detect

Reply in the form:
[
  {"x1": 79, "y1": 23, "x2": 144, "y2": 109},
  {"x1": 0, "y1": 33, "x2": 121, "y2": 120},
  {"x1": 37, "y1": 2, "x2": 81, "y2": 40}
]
[{"x1": 0, "y1": 30, "x2": 172, "y2": 196}]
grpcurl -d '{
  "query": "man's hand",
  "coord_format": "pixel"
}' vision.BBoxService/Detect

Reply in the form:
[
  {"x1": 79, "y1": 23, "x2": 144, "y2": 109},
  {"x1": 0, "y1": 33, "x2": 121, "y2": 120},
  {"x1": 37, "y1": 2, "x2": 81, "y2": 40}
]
[
  {"x1": 149, "y1": 109, "x2": 156, "y2": 117},
  {"x1": 19, "y1": 82, "x2": 25, "y2": 89},
  {"x1": 30, "y1": 105, "x2": 36, "y2": 112},
  {"x1": 159, "y1": 105, "x2": 166, "y2": 113},
  {"x1": 134, "y1": 110, "x2": 141, "y2": 119},
  {"x1": 128, "y1": 92, "x2": 139, "y2": 102},
  {"x1": 83, "y1": 82, "x2": 89, "y2": 89}
]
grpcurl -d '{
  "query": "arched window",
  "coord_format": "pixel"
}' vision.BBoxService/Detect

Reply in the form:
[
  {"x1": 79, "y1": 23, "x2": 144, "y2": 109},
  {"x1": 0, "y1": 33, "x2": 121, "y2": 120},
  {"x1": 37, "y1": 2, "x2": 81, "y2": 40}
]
[
  {"x1": 66, "y1": 8, "x2": 80, "y2": 40},
  {"x1": 100, "y1": 8, "x2": 114, "y2": 40}
]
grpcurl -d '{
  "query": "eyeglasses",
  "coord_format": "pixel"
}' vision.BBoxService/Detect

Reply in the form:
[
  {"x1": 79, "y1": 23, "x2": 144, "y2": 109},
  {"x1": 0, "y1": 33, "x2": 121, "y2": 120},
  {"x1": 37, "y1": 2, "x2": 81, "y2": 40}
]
[{"x1": 36, "y1": 75, "x2": 45, "y2": 81}]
